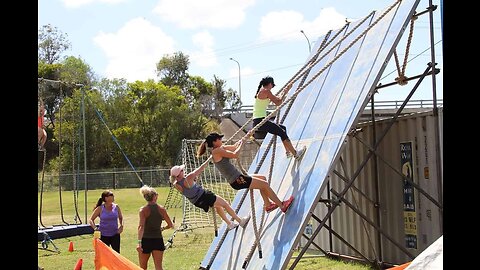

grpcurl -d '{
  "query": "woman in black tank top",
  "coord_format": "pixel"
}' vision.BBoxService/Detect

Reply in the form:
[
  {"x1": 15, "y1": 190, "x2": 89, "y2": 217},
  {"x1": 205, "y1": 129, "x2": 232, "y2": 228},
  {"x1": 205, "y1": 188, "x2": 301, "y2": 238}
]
[{"x1": 137, "y1": 185, "x2": 174, "y2": 270}]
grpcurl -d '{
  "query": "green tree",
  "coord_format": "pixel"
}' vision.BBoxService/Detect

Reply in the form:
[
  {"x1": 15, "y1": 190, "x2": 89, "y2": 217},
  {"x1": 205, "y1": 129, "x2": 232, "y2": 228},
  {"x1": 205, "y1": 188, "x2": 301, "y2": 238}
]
[
  {"x1": 38, "y1": 24, "x2": 71, "y2": 64},
  {"x1": 156, "y1": 51, "x2": 190, "y2": 89},
  {"x1": 225, "y1": 87, "x2": 242, "y2": 111},
  {"x1": 60, "y1": 56, "x2": 96, "y2": 86}
]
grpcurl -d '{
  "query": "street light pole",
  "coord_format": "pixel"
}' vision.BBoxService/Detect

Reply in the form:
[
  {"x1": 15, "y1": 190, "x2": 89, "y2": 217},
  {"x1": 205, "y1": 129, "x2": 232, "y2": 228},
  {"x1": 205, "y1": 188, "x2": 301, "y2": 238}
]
[
  {"x1": 300, "y1": 30, "x2": 312, "y2": 53},
  {"x1": 229, "y1": 57, "x2": 241, "y2": 103}
]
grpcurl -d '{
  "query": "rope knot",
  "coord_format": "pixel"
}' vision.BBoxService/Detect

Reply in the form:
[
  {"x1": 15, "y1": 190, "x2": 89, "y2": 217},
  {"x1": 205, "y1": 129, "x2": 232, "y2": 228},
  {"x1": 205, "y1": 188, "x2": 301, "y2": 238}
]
[{"x1": 395, "y1": 75, "x2": 408, "y2": 86}]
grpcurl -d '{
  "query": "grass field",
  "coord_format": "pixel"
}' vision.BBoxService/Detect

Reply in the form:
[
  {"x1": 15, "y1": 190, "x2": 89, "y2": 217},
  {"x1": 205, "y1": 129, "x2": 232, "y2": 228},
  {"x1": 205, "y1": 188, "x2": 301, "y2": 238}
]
[{"x1": 38, "y1": 187, "x2": 373, "y2": 269}]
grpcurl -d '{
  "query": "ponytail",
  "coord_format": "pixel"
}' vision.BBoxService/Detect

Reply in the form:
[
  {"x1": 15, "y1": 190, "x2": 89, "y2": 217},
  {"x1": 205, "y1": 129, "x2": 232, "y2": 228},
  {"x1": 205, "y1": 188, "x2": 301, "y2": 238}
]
[
  {"x1": 254, "y1": 81, "x2": 263, "y2": 98},
  {"x1": 94, "y1": 197, "x2": 103, "y2": 210},
  {"x1": 197, "y1": 141, "x2": 207, "y2": 157}
]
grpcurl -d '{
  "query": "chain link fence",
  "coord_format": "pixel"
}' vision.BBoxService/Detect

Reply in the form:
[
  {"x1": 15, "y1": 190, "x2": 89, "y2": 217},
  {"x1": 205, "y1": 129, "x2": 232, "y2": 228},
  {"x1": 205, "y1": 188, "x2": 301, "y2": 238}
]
[{"x1": 38, "y1": 166, "x2": 172, "y2": 192}]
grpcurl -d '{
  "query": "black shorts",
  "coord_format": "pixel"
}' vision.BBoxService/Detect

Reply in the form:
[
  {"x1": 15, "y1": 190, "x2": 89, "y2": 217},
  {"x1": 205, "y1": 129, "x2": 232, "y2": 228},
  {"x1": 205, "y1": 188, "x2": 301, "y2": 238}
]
[
  {"x1": 253, "y1": 117, "x2": 289, "y2": 141},
  {"x1": 229, "y1": 174, "x2": 253, "y2": 190},
  {"x1": 141, "y1": 238, "x2": 165, "y2": 253},
  {"x1": 193, "y1": 190, "x2": 217, "y2": 212}
]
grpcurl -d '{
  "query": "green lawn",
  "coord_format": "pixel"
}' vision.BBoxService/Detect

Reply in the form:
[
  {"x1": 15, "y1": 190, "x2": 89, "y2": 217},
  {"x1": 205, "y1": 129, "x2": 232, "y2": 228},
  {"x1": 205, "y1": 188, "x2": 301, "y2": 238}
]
[{"x1": 38, "y1": 187, "x2": 372, "y2": 269}]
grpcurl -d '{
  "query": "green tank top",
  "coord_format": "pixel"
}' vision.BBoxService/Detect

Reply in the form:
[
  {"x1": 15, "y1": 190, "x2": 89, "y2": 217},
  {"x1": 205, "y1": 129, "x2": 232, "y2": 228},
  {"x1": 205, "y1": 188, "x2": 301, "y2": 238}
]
[
  {"x1": 143, "y1": 204, "x2": 163, "y2": 238},
  {"x1": 253, "y1": 97, "x2": 270, "y2": 119}
]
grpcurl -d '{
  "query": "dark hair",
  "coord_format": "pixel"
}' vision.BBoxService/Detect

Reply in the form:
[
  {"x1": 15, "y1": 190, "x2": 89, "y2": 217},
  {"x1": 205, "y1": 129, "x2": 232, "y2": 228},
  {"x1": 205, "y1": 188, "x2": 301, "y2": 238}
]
[
  {"x1": 93, "y1": 190, "x2": 113, "y2": 210},
  {"x1": 197, "y1": 141, "x2": 207, "y2": 157},
  {"x1": 255, "y1": 76, "x2": 275, "y2": 98},
  {"x1": 197, "y1": 133, "x2": 224, "y2": 157}
]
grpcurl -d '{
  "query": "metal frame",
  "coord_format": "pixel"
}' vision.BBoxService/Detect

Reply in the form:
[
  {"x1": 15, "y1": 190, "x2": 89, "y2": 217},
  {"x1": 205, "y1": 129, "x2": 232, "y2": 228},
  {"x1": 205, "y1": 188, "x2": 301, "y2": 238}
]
[
  {"x1": 38, "y1": 78, "x2": 86, "y2": 228},
  {"x1": 290, "y1": 2, "x2": 442, "y2": 268}
]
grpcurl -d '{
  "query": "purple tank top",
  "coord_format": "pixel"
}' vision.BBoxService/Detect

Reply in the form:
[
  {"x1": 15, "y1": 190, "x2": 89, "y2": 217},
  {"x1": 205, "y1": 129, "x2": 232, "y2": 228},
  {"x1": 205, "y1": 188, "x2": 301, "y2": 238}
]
[{"x1": 99, "y1": 204, "x2": 119, "y2": 237}]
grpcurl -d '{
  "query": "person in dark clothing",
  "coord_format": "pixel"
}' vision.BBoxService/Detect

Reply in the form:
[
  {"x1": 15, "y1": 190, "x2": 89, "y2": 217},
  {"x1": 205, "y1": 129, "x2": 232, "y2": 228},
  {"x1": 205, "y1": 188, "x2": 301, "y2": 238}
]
[{"x1": 137, "y1": 185, "x2": 174, "y2": 270}]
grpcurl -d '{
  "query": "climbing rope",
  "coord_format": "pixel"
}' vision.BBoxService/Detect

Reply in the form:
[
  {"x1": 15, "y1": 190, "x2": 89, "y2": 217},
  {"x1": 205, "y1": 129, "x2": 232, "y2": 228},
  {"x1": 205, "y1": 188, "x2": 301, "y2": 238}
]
[
  {"x1": 211, "y1": 206, "x2": 218, "y2": 237},
  {"x1": 394, "y1": 13, "x2": 416, "y2": 85},
  {"x1": 57, "y1": 84, "x2": 70, "y2": 226},
  {"x1": 205, "y1": 2, "x2": 402, "y2": 267},
  {"x1": 241, "y1": 29, "x2": 332, "y2": 268}
]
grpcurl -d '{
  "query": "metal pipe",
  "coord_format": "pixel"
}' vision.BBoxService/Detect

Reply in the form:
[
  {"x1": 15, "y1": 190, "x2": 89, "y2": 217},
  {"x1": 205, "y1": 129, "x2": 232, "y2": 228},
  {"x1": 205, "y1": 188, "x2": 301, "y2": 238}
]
[
  {"x1": 310, "y1": 214, "x2": 375, "y2": 264},
  {"x1": 371, "y1": 94, "x2": 384, "y2": 262},
  {"x1": 82, "y1": 87, "x2": 88, "y2": 224},
  {"x1": 300, "y1": 30, "x2": 312, "y2": 52},
  {"x1": 229, "y1": 57, "x2": 242, "y2": 102},
  {"x1": 428, "y1": 0, "x2": 443, "y2": 234},
  {"x1": 330, "y1": 189, "x2": 414, "y2": 259},
  {"x1": 375, "y1": 68, "x2": 439, "y2": 89},
  {"x1": 353, "y1": 133, "x2": 442, "y2": 209}
]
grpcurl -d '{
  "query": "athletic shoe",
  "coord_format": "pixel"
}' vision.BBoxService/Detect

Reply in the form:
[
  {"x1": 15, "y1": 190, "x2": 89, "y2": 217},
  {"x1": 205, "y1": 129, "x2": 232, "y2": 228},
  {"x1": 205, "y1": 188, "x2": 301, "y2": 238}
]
[
  {"x1": 239, "y1": 215, "x2": 251, "y2": 228},
  {"x1": 227, "y1": 222, "x2": 239, "y2": 231},
  {"x1": 281, "y1": 195, "x2": 295, "y2": 213},
  {"x1": 286, "y1": 151, "x2": 293, "y2": 158},
  {"x1": 265, "y1": 203, "x2": 279, "y2": 213},
  {"x1": 294, "y1": 145, "x2": 307, "y2": 161}
]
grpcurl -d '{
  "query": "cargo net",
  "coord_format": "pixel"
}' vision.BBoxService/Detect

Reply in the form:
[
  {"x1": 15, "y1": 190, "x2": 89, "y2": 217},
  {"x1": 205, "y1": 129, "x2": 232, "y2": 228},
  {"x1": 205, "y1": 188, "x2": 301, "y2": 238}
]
[{"x1": 165, "y1": 138, "x2": 261, "y2": 232}]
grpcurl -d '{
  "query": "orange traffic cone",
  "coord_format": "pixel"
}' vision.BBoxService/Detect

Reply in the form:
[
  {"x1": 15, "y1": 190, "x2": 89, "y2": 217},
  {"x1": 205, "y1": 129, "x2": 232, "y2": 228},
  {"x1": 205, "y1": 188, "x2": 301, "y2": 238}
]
[
  {"x1": 68, "y1": 241, "x2": 74, "y2": 252},
  {"x1": 74, "y1": 258, "x2": 83, "y2": 270}
]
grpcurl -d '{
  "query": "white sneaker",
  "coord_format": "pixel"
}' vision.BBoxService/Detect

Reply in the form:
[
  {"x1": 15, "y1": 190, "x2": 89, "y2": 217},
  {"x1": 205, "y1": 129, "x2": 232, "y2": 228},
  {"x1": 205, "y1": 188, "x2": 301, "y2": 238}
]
[
  {"x1": 294, "y1": 145, "x2": 307, "y2": 160},
  {"x1": 239, "y1": 215, "x2": 251, "y2": 228},
  {"x1": 286, "y1": 151, "x2": 293, "y2": 158},
  {"x1": 227, "y1": 222, "x2": 239, "y2": 231}
]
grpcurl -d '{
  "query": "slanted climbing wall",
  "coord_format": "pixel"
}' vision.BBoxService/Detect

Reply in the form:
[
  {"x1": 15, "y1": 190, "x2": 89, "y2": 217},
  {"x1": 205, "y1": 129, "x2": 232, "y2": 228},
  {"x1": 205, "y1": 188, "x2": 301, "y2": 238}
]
[{"x1": 201, "y1": 0, "x2": 420, "y2": 269}]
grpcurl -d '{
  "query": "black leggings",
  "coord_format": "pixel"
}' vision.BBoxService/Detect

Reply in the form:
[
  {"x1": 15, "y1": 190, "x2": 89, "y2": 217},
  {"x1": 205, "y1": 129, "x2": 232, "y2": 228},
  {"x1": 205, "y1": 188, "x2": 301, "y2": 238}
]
[
  {"x1": 253, "y1": 118, "x2": 289, "y2": 141},
  {"x1": 100, "y1": 233, "x2": 121, "y2": 253}
]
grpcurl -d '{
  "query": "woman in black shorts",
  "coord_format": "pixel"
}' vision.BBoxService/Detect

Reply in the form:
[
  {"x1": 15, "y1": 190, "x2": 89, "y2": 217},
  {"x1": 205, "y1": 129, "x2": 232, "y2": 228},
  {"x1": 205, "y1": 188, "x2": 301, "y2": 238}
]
[
  {"x1": 170, "y1": 159, "x2": 250, "y2": 231},
  {"x1": 137, "y1": 185, "x2": 174, "y2": 270},
  {"x1": 252, "y1": 76, "x2": 306, "y2": 160},
  {"x1": 197, "y1": 133, "x2": 294, "y2": 213}
]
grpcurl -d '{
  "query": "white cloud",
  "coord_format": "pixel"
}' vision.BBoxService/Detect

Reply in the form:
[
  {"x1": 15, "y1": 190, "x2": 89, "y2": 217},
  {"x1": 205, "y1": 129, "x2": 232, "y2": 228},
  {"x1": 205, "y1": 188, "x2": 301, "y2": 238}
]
[
  {"x1": 93, "y1": 17, "x2": 175, "y2": 82},
  {"x1": 62, "y1": 0, "x2": 127, "y2": 8},
  {"x1": 153, "y1": 0, "x2": 256, "y2": 29},
  {"x1": 190, "y1": 31, "x2": 217, "y2": 68},
  {"x1": 258, "y1": 7, "x2": 346, "y2": 42}
]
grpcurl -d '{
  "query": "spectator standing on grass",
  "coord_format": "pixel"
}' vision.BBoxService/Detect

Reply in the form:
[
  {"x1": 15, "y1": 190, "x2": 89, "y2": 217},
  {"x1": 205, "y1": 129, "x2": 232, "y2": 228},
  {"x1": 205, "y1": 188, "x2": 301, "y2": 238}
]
[
  {"x1": 137, "y1": 185, "x2": 174, "y2": 270},
  {"x1": 89, "y1": 190, "x2": 124, "y2": 253}
]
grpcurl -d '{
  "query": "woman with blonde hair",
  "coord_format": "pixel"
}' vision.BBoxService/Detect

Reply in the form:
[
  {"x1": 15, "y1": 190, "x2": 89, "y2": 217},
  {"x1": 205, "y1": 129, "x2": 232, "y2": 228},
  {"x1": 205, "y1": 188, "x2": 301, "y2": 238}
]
[
  {"x1": 170, "y1": 158, "x2": 250, "y2": 231},
  {"x1": 197, "y1": 133, "x2": 294, "y2": 213},
  {"x1": 137, "y1": 185, "x2": 174, "y2": 270}
]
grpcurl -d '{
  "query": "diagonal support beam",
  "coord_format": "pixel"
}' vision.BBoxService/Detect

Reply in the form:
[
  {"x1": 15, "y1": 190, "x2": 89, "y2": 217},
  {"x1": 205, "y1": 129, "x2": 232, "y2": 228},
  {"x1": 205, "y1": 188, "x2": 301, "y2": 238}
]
[
  {"x1": 310, "y1": 214, "x2": 375, "y2": 264},
  {"x1": 333, "y1": 169, "x2": 377, "y2": 206},
  {"x1": 352, "y1": 134, "x2": 442, "y2": 209},
  {"x1": 330, "y1": 189, "x2": 415, "y2": 259},
  {"x1": 301, "y1": 233, "x2": 329, "y2": 255},
  {"x1": 289, "y1": 64, "x2": 432, "y2": 269}
]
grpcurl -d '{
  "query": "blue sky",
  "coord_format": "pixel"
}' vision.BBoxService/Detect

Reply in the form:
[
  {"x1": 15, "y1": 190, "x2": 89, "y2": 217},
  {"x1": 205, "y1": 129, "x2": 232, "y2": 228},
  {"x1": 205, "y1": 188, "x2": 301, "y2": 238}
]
[{"x1": 38, "y1": 0, "x2": 443, "y2": 106}]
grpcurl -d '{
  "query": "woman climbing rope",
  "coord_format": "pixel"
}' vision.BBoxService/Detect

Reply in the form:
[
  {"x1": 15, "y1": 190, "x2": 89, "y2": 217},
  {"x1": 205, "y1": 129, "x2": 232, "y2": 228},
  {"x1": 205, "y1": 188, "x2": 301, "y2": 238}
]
[
  {"x1": 252, "y1": 76, "x2": 306, "y2": 160},
  {"x1": 170, "y1": 160, "x2": 250, "y2": 231},
  {"x1": 197, "y1": 132, "x2": 294, "y2": 213}
]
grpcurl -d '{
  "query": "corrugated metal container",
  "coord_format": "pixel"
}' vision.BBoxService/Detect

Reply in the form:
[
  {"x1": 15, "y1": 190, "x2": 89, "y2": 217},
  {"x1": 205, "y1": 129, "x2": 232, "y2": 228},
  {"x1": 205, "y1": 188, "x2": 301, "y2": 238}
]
[{"x1": 297, "y1": 107, "x2": 443, "y2": 264}]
